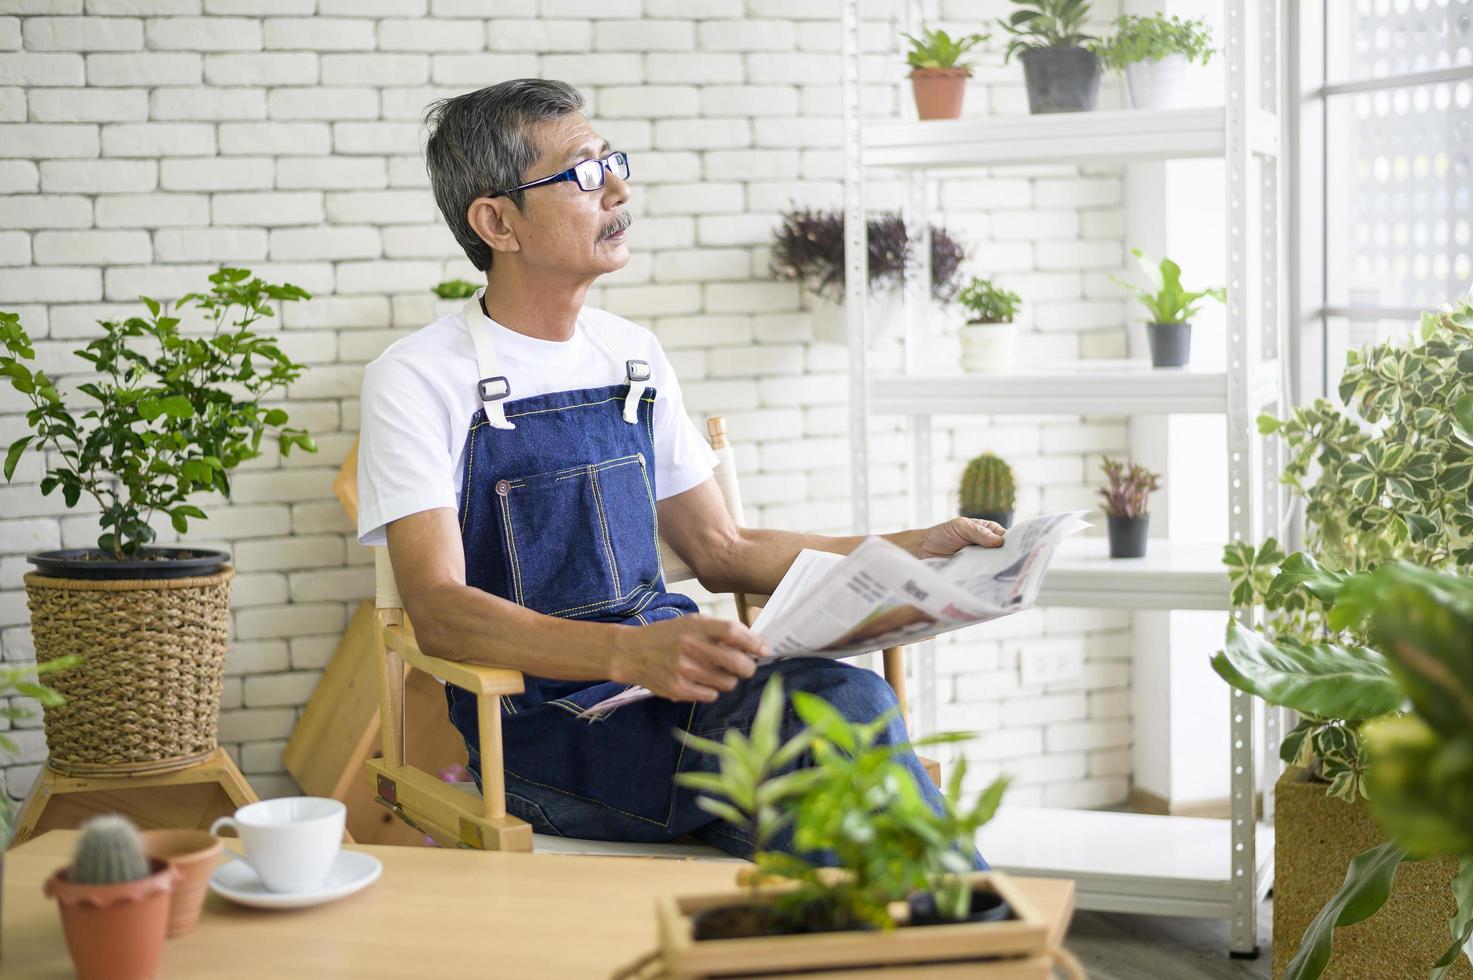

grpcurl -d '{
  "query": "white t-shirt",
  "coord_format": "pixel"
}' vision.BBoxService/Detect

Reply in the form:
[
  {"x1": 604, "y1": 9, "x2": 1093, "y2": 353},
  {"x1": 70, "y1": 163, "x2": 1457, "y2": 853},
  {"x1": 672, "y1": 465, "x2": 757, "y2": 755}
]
[{"x1": 356, "y1": 290, "x2": 719, "y2": 547}]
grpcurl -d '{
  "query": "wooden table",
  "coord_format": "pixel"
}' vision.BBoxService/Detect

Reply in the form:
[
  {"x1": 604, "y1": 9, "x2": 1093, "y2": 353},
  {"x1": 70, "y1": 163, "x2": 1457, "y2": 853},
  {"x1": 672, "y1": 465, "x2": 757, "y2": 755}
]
[{"x1": 2, "y1": 831, "x2": 1075, "y2": 978}]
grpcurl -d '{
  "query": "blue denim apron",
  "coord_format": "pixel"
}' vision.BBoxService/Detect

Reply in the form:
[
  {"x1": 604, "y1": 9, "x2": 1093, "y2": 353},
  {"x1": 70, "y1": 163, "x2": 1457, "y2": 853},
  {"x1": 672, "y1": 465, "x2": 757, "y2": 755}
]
[{"x1": 444, "y1": 298, "x2": 702, "y2": 829}]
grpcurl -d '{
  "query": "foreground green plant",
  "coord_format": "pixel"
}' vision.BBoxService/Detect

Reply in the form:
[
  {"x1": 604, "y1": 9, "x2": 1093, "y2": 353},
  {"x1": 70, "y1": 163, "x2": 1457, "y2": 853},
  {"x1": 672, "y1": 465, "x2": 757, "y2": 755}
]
[
  {"x1": 901, "y1": 26, "x2": 989, "y2": 71},
  {"x1": 0, "y1": 656, "x2": 78, "y2": 846},
  {"x1": 0, "y1": 269, "x2": 316, "y2": 559},
  {"x1": 999, "y1": 0, "x2": 1096, "y2": 62},
  {"x1": 1097, "y1": 13, "x2": 1214, "y2": 71}
]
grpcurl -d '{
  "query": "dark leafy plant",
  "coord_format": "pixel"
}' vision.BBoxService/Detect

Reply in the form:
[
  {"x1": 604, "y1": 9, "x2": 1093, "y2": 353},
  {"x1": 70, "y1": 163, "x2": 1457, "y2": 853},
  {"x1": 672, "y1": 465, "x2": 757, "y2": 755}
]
[
  {"x1": 1096, "y1": 456, "x2": 1160, "y2": 519},
  {"x1": 901, "y1": 26, "x2": 989, "y2": 72},
  {"x1": 0, "y1": 268, "x2": 316, "y2": 559},
  {"x1": 999, "y1": 0, "x2": 1096, "y2": 63},
  {"x1": 433, "y1": 278, "x2": 478, "y2": 299},
  {"x1": 1113, "y1": 248, "x2": 1224, "y2": 325},
  {"x1": 769, "y1": 208, "x2": 968, "y2": 306},
  {"x1": 957, "y1": 277, "x2": 1021, "y2": 324},
  {"x1": 0, "y1": 656, "x2": 78, "y2": 846},
  {"x1": 1097, "y1": 14, "x2": 1215, "y2": 71}
]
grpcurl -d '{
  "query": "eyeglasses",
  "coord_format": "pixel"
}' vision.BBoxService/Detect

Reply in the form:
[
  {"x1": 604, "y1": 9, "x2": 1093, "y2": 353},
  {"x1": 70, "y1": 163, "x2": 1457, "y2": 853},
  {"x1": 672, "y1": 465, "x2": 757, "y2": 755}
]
[{"x1": 488, "y1": 150, "x2": 631, "y2": 199}]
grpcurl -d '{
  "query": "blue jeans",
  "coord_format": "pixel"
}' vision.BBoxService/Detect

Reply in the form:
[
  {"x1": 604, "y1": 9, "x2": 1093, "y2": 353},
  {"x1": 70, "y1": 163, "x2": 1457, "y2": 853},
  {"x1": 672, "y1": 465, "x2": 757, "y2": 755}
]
[{"x1": 453, "y1": 656, "x2": 988, "y2": 870}]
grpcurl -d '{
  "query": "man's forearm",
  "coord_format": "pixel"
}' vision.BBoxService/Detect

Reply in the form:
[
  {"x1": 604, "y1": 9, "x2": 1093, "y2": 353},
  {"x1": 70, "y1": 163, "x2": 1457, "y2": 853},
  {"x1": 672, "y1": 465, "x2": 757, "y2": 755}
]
[{"x1": 698, "y1": 525, "x2": 926, "y2": 597}]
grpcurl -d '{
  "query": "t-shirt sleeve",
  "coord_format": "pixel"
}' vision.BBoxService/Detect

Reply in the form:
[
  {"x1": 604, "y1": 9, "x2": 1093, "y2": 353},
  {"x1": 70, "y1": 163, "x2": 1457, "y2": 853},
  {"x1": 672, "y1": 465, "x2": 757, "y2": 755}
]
[
  {"x1": 356, "y1": 355, "x2": 459, "y2": 546},
  {"x1": 648, "y1": 338, "x2": 719, "y2": 501}
]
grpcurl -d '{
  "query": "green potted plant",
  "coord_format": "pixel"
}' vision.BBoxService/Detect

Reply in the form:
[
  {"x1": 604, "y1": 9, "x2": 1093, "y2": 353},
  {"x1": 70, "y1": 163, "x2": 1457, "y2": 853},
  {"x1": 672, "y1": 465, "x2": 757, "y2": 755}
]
[
  {"x1": 770, "y1": 208, "x2": 967, "y2": 345},
  {"x1": 901, "y1": 26, "x2": 989, "y2": 120},
  {"x1": 1097, "y1": 456, "x2": 1160, "y2": 558},
  {"x1": 43, "y1": 815, "x2": 178, "y2": 980},
  {"x1": 1097, "y1": 13, "x2": 1215, "y2": 110},
  {"x1": 1215, "y1": 300, "x2": 1473, "y2": 979},
  {"x1": 0, "y1": 268, "x2": 316, "y2": 777},
  {"x1": 1112, "y1": 247, "x2": 1224, "y2": 368},
  {"x1": 653, "y1": 677, "x2": 1072, "y2": 976},
  {"x1": 959, "y1": 453, "x2": 1017, "y2": 529},
  {"x1": 956, "y1": 276, "x2": 1022, "y2": 371},
  {"x1": 433, "y1": 277, "x2": 478, "y2": 318},
  {"x1": 999, "y1": 0, "x2": 1100, "y2": 114}
]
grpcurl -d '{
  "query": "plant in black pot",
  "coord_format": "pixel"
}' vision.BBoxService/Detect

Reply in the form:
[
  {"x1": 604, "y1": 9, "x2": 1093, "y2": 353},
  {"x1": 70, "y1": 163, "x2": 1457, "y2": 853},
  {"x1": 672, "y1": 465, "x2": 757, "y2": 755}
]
[
  {"x1": 901, "y1": 25, "x2": 989, "y2": 121},
  {"x1": 770, "y1": 207, "x2": 966, "y2": 345},
  {"x1": 1113, "y1": 247, "x2": 1224, "y2": 368},
  {"x1": 1097, "y1": 456, "x2": 1160, "y2": 558},
  {"x1": 959, "y1": 453, "x2": 1016, "y2": 529},
  {"x1": 999, "y1": 0, "x2": 1100, "y2": 114},
  {"x1": 0, "y1": 267, "x2": 315, "y2": 777}
]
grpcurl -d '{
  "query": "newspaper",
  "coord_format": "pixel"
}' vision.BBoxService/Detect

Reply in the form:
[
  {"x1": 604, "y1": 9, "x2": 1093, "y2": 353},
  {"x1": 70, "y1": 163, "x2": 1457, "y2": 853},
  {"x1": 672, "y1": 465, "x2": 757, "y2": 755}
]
[{"x1": 577, "y1": 511, "x2": 1091, "y2": 718}]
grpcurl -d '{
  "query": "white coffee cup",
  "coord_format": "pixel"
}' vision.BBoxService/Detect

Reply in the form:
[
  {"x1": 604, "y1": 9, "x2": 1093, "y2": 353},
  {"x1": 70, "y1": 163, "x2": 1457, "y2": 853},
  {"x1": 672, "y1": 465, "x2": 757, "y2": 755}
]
[{"x1": 210, "y1": 796, "x2": 346, "y2": 893}]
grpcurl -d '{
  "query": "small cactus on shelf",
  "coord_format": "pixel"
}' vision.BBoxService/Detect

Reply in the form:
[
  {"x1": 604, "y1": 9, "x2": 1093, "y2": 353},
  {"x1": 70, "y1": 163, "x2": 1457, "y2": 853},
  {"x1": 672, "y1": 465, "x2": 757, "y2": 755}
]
[
  {"x1": 70, "y1": 815, "x2": 151, "y2": 885},
  {"x1": 960, "y1": 452, "x2": 1016, "y2": 515}
]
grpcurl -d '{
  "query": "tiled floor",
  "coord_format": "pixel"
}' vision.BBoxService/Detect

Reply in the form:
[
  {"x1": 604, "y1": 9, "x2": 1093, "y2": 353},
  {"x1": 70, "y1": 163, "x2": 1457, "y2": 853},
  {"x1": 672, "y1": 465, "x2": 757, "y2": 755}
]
[{"x1": 1065, "y1": 900, "x2": 1273, "y2": 979}]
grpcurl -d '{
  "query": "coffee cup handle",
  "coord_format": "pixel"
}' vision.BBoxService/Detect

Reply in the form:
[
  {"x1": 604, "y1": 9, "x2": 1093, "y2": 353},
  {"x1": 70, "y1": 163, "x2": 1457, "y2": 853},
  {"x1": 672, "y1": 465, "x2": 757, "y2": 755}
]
[{"x1": 209, "y1": 815, "x2": 238, "y2": 838}]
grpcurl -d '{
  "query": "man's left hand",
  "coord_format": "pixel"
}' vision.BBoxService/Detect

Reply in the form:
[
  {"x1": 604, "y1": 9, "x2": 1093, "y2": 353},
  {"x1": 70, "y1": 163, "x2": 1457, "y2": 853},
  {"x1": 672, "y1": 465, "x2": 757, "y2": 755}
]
[{"x1": 914, "y1": 517, "x2": 1006, "y2": 559}]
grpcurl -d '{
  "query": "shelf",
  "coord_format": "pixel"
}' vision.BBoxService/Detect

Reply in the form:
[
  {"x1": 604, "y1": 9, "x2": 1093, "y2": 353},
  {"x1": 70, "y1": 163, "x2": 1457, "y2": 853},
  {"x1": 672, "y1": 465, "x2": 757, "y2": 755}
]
[
  {"x1": 981, "y1": 806, "x2": 1274, "y2": 919},
  {"x1": 870, "y1": 360, "x2": 1228, "y2": 416},
  {"x1": 1037, "y1": 537, "x2": 1230, "y2": 611},
  {"x1": 863, "y1": 107, "x2": 1227, "y2": 170}
]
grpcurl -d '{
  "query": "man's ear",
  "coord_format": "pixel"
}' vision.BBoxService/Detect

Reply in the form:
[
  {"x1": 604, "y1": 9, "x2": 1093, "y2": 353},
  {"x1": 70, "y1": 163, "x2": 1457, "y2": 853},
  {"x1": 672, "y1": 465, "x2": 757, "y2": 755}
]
[{"x1": 467, "y1": 196, "x2": 521, "y2": 255}]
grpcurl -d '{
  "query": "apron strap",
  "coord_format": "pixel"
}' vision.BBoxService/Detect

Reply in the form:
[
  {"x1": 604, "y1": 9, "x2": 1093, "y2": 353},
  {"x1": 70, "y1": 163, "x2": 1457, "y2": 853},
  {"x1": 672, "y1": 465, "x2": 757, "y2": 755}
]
[
  {"x1": 463, "y1": 291, "x2": 515, "y2": 430},
  {"x1": 582, "y1": 318, "x2": 649, "y2": 425}
]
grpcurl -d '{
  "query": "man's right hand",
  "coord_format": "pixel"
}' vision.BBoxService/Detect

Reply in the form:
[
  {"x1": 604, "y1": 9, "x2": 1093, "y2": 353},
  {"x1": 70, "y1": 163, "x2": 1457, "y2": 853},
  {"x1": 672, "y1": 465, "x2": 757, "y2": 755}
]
[{"x1": 609, "y1": 614, "x2": 770, "y2": 703}]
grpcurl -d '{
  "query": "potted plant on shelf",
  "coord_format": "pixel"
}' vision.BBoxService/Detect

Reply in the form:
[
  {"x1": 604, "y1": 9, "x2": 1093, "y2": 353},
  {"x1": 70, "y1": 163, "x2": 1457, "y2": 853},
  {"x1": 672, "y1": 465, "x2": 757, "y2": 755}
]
[
  {"x1": 956, "y1": 276, "x2": 1022, "y2": 371},
  {"x1": 0, "y1": 268, "x2": 316, "y2": 777},
  {"x1": 999, "y1": 0, "x2": 1100, "y2": 114},
  {"x1": 1215, "y1": 300, "x2": 1473, "y2": 980},
  {"x1": 656, "y1": 677, "x2": 1081, "y2": 977},
  {"x1": 1112, "y1": 247, "x2": 1224, "y2": 368},
  {"x1": 959, "y1": 453, "x2": 1017, "y2": 530},
  {"x1": 1097, "y1": 13, "x2": 1215, "y2": 110},
  {"x1": 43, "y1": 815, "x2": 178, "y2": 980},
  {"x1": 770, "y1": 208, "x2": 966, "y2": 345},
  {"x1": 901, "y1": 25, "x2": 989, "y2": 120},
  {"x1": 1097, "y1": 456, "x2": 1160, "y2": 559},
  {"x1": 433, "y1": 277, "x2": 478, "y2": 318}
]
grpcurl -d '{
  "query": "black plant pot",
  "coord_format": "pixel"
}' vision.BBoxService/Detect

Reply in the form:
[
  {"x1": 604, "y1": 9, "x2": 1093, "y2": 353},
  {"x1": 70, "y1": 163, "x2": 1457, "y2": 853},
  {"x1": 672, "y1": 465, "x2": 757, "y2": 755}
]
[
  {"x1": 1107, "y1": 515, "x2": 1150, "y2": 559},
  {"x1": 961, "y1": 509, "x2": 1014, "y2": 530},
  {"x1": 1020, "y1": 48, "x2": 1101, "y2": 114},
  {"x1": 1146, "y1": 321, "x2": 1192, "y2": 368},
  {"x1": 27, "y1": 547, "x2": 231, "y2": 580},
  {"x1": 906, "y1": 886, "x2": 1012, "y2": 927}
]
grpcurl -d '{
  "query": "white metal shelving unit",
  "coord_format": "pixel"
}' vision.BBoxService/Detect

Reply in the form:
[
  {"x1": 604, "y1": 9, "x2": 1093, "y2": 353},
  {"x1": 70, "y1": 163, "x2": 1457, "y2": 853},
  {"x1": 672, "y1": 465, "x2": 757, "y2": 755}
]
[{"x1": 840, "y1": 0, "x2": 1287, "y2": 958}]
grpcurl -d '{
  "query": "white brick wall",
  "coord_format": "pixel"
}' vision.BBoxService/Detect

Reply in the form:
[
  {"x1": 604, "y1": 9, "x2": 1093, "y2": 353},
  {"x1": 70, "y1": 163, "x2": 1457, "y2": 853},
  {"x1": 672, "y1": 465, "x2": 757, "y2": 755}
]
[{"x1": 0, "y1": 1, "x2": 1135, "y2": 816}]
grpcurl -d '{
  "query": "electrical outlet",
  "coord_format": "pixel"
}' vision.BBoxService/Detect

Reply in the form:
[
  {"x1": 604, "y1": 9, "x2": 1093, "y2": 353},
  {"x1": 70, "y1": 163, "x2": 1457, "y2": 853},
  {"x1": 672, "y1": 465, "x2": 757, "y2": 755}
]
[{"x1": 1019, "y1": 642, "x2": 1084, "y2": 687}]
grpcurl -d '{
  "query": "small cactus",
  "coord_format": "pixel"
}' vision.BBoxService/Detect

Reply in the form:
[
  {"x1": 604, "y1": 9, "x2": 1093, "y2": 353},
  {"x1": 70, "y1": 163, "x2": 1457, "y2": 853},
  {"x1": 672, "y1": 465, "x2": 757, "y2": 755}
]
[
  {"x1": 960, "y1": 453, "x2": 1016, "y2": 514},
  {"x1": 70, "y1": 815, "x2": 151, "y2": 885}
]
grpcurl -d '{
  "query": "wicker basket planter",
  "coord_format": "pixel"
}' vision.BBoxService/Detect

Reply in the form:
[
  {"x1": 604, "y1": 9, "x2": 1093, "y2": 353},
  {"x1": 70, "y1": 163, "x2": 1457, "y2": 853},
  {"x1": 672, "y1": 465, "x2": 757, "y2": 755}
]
[
  {"x1": 1274, "y1": 766, "x2": 1471, "y2": 980},
  {"x1": 24, "y1": 550, "x2": 233, "y2": 776}
]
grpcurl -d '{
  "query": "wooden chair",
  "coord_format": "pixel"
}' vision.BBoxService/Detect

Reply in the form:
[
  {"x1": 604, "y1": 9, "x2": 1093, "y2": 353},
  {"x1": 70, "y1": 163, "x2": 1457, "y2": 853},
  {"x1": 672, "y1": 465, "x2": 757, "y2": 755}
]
[{"x1": 364, "y1": 417, "x2": 932, "y2": 854}]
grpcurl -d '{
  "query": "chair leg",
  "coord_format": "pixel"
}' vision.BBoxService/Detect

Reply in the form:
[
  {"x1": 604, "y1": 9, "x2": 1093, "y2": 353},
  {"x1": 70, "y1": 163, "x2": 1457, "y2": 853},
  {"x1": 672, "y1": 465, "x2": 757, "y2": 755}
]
[
  {"x1": 476, "y1": 692, "x2": 506, "y2": 821},
  {"x1": 882, "y1": 646, "x2": 907, "y2": 720}
]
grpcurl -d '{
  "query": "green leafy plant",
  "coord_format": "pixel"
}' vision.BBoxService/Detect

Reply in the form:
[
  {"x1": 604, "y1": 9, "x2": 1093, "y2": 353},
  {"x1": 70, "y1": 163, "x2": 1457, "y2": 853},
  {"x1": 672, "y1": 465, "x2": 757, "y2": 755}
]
[
  {"x1": 999, "y1": 0, "x2": 1096, "y2": 63},
  {"x1": 1096, "y1": 13, "x2": 1215, "y2": 71},
  {"x1": 678, "y1": 676, "x2": 1008, "y2": 930},
  {"x1": 901, "y1": 26, "x2": 989, "y2": 72},
  {"x1": 433, "y1": 278, "x2": 478, "y2": 299},
  {"x1": 0, "y1": 656, "x2": 78, "y2": 846},
  {"x1": 1097, "y1": 457, "x2": 1160, "y2": 519},
  {"x1": 1112, "y1": 248, "x2": 1224, "y2": 325},
  {"x1": 0, "y1": 268, "x2": 316, "y2": 559},
  {"x1": 770, "y1": 208, "x2": 968, "y2": 305},
  {"x1": 1242, "y1": 562, "x2": 1473, "y2": 980},
  {"x1": 957, "y1": 277, "x2": 1021, "y2": 324},
  {"x1": 960, "y1": 453, "x2": 1016, "y2": 514}
]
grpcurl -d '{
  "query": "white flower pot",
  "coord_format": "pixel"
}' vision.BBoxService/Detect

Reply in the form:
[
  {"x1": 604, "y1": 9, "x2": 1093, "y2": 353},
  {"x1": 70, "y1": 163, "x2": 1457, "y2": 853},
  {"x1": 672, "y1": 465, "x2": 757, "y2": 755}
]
[
  {"x1": 1125, "y1": 53, "x2": 1189, "y2": 111},
  {"x1": 804, "y1": 289, "x2": 904, "y2": 345},
  {"x1": 959, "y1": 321, "x2": 1017, "y2": 372}
]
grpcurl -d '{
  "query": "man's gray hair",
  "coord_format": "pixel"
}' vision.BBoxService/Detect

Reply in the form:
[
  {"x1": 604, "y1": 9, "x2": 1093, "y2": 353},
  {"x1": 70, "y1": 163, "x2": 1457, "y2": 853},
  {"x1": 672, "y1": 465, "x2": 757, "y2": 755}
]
[{"x1": 424, "y1": 79, "x2": 587, "y2": 272}]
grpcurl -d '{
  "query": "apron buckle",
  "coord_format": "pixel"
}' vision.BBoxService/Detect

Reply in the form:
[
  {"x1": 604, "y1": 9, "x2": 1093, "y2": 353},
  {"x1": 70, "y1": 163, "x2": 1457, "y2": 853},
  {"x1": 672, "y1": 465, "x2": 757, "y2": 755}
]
[
  {"x1": 624, "y1": 359, "x2": 651, "y2": 383},
  {"x1": 478, "y1": 376, "x2": 510, "y2": 401}
]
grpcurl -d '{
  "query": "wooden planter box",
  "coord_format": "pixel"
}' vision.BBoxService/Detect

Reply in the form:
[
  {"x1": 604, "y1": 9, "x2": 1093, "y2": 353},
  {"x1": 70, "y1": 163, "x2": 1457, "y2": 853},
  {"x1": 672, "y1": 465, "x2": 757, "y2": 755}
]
[
  {"x1": 1274, "y1": 766, "x2": 1471, "y2": 980},
  {"x1": 656, "y1": 872, "x2": 1058, "y2": 979}
]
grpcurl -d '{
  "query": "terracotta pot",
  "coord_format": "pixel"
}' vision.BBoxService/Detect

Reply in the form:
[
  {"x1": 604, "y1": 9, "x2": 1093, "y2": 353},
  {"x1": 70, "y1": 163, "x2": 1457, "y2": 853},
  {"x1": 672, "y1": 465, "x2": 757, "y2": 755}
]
[
  {"x1": 140, "y1": 829, "x2": 222, "y2": 938},
  {"x1": 909, "y1": 67, "x2": 969, "y2": 120},
  {"x1": 44, "y1": 859, "x2": 177, "y2": 980}
]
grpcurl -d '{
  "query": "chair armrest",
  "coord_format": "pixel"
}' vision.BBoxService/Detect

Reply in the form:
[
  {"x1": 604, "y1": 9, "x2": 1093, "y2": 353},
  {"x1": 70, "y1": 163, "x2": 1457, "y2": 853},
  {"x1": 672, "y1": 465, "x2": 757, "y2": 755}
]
[{"x1": 381, "y1": 620, "x2": 525, "y2": 697}]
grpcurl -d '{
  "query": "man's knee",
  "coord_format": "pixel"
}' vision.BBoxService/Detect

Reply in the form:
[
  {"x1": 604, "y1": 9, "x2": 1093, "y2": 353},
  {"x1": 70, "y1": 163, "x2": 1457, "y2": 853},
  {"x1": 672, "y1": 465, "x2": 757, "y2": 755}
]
[{"x1": 785, "y1": 662, "x2": 900, "y2": 726}]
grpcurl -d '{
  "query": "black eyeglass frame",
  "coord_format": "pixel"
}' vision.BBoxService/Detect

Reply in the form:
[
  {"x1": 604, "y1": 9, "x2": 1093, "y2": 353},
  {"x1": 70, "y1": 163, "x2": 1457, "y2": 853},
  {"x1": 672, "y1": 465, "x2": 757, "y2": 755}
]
[{"x1": 487, "y1": 150, "x2": 630, "y2": 199}]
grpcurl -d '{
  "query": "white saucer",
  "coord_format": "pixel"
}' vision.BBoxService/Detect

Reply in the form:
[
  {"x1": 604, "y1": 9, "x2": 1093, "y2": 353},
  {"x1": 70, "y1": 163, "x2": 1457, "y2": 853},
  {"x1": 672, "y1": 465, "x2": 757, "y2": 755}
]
[{"x1": 208, "y1": 851, "x2": 382, "y2": 910}]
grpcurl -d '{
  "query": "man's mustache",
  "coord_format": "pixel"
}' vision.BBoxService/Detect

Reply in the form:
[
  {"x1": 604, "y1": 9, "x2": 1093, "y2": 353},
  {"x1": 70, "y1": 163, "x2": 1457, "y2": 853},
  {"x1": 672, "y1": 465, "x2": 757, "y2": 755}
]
[{"x1": 601, "y1": 214, "x2": 632, "y2": 241}]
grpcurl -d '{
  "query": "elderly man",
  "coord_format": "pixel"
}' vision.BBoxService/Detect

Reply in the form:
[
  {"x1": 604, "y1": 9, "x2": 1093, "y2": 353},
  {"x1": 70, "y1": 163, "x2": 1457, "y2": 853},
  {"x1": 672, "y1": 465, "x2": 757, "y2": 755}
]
[{"x1": 356, "y1": 78, "x2": 1004, "y2": 859}]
